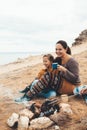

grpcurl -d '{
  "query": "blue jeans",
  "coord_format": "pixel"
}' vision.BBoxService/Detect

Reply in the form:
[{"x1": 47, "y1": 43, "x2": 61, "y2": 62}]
[
  {"x1": 30, "y1": 79, "x2": 57, "y2": 98},
  {"x1": 38, "y1": 89, "x2": 57, "y2": 98}
]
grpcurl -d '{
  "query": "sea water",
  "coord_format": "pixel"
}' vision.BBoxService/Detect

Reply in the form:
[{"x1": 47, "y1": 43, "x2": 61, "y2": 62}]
[{"x1": 0, "y1": 52, "x2": 43, "y2": 65}]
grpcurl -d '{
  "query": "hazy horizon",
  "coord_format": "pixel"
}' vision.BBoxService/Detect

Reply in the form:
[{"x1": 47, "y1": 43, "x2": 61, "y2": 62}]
[{"x1": 0, "y1": 0, "x2": 87, "y2": 52}]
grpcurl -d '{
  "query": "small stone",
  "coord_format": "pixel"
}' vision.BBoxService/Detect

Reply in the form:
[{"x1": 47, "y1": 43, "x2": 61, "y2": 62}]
[
  {"x1": 54, "y1": 125, "x2": 60, "y2": 130},
  {"x1": 18, "y1": 115, "x2": 29, "y2": 130},
  {"x1": 7, "y1": 112, "x2": 19, "y2": 127},
  {"x1": 19, "y1": 108, "x2": 34, "y2": 119},
  {"x1": 29, "y1": 117, "x2": 54, "y2": 129}
]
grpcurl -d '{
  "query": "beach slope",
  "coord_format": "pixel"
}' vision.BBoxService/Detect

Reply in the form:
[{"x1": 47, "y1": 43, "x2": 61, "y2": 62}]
[{"x1": 0, "y1": 43, "x2": 87, "y2": 130}]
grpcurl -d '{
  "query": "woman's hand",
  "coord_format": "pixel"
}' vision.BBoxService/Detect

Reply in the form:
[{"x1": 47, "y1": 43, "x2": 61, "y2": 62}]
[{"x1": 57, "y1": 65, "x2": 67, "y2": 72}]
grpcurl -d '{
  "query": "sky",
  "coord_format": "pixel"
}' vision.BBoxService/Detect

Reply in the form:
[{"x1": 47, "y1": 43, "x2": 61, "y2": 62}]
[{"x1": 0, "y1": 0, "x2": 87, "y2": 52}]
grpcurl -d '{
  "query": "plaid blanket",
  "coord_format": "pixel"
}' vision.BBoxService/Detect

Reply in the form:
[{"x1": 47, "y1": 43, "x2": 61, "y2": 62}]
[{"x1": 27, "y1": 70, "x2": 62, "y2": 97}]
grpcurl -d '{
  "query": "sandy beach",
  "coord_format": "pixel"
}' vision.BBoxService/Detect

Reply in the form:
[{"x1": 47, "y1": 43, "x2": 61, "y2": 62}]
[{"x1": 0, "y1": 43, "x2": 87, "y2": 130}]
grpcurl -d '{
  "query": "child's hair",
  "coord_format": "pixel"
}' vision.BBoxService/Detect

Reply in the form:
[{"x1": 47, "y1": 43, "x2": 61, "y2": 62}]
[{"x1": 43, "y1": 54, "x2": 54, "y2": 62}]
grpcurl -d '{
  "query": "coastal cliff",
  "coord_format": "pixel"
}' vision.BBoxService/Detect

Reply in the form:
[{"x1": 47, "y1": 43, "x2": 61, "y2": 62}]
[{"x1": 72, "y1": 29, "x2": 87, "y2": 46}]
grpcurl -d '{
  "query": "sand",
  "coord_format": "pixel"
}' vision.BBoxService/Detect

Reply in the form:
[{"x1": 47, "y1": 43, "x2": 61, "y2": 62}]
[{"x1": 0, "y1": 43, "x2": 87, "y2": 130}]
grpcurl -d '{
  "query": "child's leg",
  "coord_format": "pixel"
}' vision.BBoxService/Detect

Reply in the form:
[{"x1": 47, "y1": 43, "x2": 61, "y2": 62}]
[
  {"x1": 38, "y1": 89, "x2": 57, "y2": 98},
  {"x1": 31, "y1": 80, "x2": 57, "y2": 98},
  {"x1": 15, "y1": 79, "x2": 39, "y2": 102},
  {"x1": 19, "y1": 79, "x2": 39, "y2": 93},
  {"x1": 30, "y1": 79, "x2": 39, "y2": 89}
]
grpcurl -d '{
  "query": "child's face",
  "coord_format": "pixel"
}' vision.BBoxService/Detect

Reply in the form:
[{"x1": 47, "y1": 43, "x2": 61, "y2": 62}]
[{"x1": 43, "y1": 56, "x2": 52, "y2": 69}]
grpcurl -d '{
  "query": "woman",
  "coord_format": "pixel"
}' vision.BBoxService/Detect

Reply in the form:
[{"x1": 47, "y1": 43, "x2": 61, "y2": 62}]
[
  {"x1": 16, "y1": 40, "x2": 81, "y2": 102},
  {"x1": 53, "y1": 40, "x2": 81, "y2": 94}
]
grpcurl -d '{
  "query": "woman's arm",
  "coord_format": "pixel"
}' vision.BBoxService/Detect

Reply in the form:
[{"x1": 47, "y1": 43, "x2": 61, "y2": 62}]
[{"x1": 58, "y1": 59, "x2": 81, "y2": 84}]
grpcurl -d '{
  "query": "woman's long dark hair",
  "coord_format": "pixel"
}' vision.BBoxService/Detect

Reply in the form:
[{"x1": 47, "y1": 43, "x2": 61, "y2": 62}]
[{"x1": 56, "y1": 40, "x2": 71, "y2": 55}]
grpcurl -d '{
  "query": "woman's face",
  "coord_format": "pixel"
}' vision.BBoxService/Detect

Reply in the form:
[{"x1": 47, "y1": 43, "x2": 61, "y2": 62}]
[
  {"x1": 55, "y1": 43, "x2": 67, "y2": 58},
  {"x1": 43, "y1": 56, "x2": 52, "y2": 69}
]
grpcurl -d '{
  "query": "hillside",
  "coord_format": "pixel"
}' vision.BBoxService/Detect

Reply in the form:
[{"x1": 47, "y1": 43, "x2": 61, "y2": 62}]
[{"x1": 72, "y1": 29, "x2": 87, "y2": 46}]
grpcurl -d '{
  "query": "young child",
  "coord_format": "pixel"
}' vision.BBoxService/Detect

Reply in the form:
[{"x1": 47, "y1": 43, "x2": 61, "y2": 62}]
[{"x1": 15, "y1": 54, "x2": 56, "y2": 102}]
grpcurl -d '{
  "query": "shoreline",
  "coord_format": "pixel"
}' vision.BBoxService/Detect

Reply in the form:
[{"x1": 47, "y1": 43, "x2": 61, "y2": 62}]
[
  {"x1": 0, "y1": 54, "x2": 43, "y2": 75},
  {"x1": 0, "y1": 51, "x2": 46, "y2": 66},
  {"x1": 0, "y1": 43, "x2": 87, "y2": 75}
]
